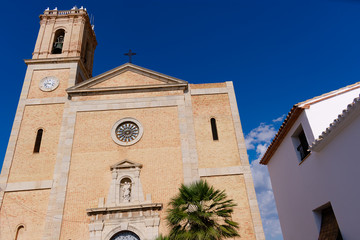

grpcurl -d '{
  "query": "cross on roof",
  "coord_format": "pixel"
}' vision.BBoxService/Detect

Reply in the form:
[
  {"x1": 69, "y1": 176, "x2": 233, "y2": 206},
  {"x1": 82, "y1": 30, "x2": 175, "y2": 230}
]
[{"x1": 124, "y1": 49, "x2": 136, "y2": 63}]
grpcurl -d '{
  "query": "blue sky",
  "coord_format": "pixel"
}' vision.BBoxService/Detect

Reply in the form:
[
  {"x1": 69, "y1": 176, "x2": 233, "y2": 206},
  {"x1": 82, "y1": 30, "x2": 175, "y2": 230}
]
[{"x1": 1, "y1": 0, "x2": 360, "y2": 239}]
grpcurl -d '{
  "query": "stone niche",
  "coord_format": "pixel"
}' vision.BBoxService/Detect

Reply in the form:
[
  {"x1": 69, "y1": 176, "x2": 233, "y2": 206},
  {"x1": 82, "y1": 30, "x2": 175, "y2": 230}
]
[{"x1": 87, "y1": 160, "x2": 162, "y2": 240}]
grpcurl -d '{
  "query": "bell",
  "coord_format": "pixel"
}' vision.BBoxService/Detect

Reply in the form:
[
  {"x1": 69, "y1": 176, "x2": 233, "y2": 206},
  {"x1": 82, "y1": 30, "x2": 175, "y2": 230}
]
[
  {"x1": 52, "y1": 35, "x2": 64, "y2": 54},
  {"x1": 52, "y1": 42, "x2": 63, "y2": 54}
]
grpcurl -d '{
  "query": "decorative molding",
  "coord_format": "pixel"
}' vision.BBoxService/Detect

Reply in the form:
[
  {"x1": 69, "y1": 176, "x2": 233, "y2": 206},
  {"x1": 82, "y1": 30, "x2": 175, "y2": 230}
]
[
  {"x1": 190, "y1": 87, "x2": 228, "y2": 95},
  {"x1": 87, "y1": 203, "x2": 162, "y2": 214},
  {"x1": 87, "y1": 159, "x2": 162, "y2": 240},
  {"x1": 67, "y1": 83, "x2": 187, "y2": 97},
  {"x1": 69, "y1": 63, "x2": 187, "y2": 90},
  {"x1": 5, "y1": 180, "x2": 53, "y2": 192},
  {"x1": 183, "y1": 87, "x2": 200, "y2": 183},
  {"x1": 25, "y1": 57, "x2": 82, "y2": 65},
  {"x1": 25, "y1": 97, "x2": 67, "y2": 105},
  {"x1": 198, "y1": 166, "x2": 246, "y2": 177},
  {"x1": 71, "y1": 94, "x2": 184, "y2": 106}
]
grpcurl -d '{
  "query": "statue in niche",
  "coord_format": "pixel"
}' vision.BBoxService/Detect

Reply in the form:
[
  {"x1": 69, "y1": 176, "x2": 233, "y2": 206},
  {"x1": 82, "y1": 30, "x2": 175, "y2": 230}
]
[{"x1": 122, "y1": 181, "x2": 132, "y2": 202}]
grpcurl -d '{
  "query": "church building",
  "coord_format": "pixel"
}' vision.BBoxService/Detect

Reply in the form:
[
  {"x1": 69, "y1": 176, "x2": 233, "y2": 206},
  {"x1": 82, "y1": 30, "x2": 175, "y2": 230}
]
[{"x1": 0, "y1": 7, "x2": 264, "y2": 240}]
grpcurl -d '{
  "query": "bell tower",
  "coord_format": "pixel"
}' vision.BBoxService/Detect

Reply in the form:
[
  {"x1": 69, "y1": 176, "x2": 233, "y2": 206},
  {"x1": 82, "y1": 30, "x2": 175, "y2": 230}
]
[{"x1": 32, "y1": 6, "x2": 97, "y2": 79}]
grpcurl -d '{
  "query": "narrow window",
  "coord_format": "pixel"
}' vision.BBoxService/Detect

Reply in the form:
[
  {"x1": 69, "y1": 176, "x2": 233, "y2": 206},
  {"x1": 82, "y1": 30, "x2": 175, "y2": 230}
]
[
  {"x1": 211, "y1": 118, "x2": 219, "y2": 140},
  {"x1": 297, "y1": 130, "x2": 309, "y2": 160},
  {"x1": 82, "y1": 41, "x2": 88, "y2": 64},
  {"x1": 15, "y1": 225, "x2": 25, "y2": 240},
  {"x1": 52, "y1": 29, "x2": 65, "y2": 54},
  {"x1": 33, "y1": 129, "x2": 43, "y2": 153},
  {"x1": 292, "y1": 125, "x2": 311, "y2": 162}
]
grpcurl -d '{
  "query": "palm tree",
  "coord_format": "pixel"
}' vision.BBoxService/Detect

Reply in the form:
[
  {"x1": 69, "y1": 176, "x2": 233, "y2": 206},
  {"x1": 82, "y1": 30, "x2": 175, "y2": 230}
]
[
  {"x1": 165, "y1": 180, "x2": 239, "y2": 240},
  {"x1": 155, "y1": 235, "x2": 170, "y2": 240}
]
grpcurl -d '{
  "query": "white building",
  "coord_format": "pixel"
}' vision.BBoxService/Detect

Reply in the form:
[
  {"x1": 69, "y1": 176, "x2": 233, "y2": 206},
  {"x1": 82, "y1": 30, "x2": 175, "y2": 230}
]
[{"x1": 260, "y1": 83, "x2": 360, "y2": 240}]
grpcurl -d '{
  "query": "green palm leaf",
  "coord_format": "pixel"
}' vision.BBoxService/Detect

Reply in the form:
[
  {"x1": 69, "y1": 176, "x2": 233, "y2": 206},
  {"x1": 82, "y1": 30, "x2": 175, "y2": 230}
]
[{"x1": 163, "y1": 180, "x2": 240, "y2": 240}]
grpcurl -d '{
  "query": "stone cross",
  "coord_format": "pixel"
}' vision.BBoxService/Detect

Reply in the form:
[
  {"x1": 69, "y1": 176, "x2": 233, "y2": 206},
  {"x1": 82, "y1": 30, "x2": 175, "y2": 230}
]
[{"x1": 124, "y1": 49, "x2": 136, "y2": 63}]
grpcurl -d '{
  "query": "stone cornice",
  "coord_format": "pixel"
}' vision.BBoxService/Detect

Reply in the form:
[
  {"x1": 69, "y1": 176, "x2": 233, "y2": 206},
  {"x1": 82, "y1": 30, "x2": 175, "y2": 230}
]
[
  {"x1": 110, "y1": 160, "x2": 143, "y2": 170},
  {"x1": 67, "y1": 83, "x2": 187, "y2": 97},
  {"x1": 25, "y1": 57, "x2": 81, "y2": 65},
  {"x1": 69, "y1": 63, "x2": 187, "y2": 89},
  {"x1": 86, "y1": 203, "x2": 163, "y2": 215},
  {"x1": 24, "y1": 57, "x2": 91, "y2": 79},
  {"x1": 66, "y1": 63, "x2": 188, "y2": 96}
]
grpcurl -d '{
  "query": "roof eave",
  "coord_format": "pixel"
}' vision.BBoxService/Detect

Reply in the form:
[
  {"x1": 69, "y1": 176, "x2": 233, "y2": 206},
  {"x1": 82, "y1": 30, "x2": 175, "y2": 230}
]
[{"x1": 260, "y1": 106, "x2": 304, "y2": 165}]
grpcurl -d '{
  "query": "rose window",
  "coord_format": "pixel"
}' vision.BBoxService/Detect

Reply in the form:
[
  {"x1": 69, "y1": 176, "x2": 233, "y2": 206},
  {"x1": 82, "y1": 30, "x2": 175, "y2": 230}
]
[
  {"x1": 116, "y1": 122, "x2": 139, "y2": 142},
  {"x1": 111, "y1": 118, "x2": 144, "y2": 146}
]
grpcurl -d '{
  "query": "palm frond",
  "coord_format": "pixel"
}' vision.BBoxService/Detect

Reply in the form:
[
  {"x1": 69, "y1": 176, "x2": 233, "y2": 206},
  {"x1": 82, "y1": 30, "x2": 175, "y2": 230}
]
[{"x1": 165, "y1": 180, "x2": 240, "y2": 239}]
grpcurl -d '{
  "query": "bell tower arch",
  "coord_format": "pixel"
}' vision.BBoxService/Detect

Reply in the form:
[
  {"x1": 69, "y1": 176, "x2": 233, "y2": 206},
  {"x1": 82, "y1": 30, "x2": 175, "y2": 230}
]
[{"x1": 32, "y1": 6, "x2": 97, "y2": 79}]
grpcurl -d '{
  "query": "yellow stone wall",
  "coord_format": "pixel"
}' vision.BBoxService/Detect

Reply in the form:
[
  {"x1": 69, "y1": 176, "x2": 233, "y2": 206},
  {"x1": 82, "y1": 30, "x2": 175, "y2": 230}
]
[
  {"x1": 192, "y1": 93, "x2": 241, "y2": 168},
  {"x1": 1, "y1": 63, "x2": 262, "y2": 239},
  {"x1": 202, "y1": 175, "x2": 256, "y2": 240},
  {"x1": 91, "y1": 70, "x2": 164, "y2": 88},
  {"x1": 0, "y1": 190, "x2": 50, "y2": 240},
  {"x1": 190, "y1": 82, "x2": 227, "y2": 89},
  {"x1": 27, "y1": 69, "x2": 70, "y2": 99},
  {"x1": 60, "y1": 107, "x2": 183, "y2": 239},
  {"x1": 8, "y1": 104, "x2": 64, "y2": 182}
]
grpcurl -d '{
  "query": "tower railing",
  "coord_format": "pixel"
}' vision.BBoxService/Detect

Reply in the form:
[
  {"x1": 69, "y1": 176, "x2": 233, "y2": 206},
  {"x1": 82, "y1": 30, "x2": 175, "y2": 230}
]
[{"x1": 44, "y1": 8, "x2": 87, "y2": 16}]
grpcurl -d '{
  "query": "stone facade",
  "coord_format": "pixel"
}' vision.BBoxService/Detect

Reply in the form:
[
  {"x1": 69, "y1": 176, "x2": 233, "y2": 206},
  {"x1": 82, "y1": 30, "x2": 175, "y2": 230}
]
[{"x1": 0, "y1": 7, "x2": 264, "y2": 240}]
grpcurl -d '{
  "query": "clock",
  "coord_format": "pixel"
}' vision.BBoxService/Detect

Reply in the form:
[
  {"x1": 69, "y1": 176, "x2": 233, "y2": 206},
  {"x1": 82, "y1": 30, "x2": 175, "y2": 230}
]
[{"x1": 39, "y1": 76, "x2": 59, "y2": 92}]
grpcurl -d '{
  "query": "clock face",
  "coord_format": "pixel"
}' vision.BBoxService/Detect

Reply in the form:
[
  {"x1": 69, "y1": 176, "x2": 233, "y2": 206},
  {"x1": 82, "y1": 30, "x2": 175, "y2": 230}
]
[{"x1": 39, "y1": 76, "x2": 59, "y2": 92}]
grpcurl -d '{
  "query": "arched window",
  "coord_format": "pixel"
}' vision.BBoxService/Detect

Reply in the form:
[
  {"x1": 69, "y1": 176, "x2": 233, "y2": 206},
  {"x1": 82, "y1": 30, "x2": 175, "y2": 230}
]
[
  {"x1": 210, "y1": 118, "x2": 218, "y2": 140},
  {"x1": 33, "y1": 129, "x2": 43, "y2": 153},
  {"x1": 110, "y1": 231, "x2": 140, "y2": 240},
  {"x1": 15, "y1": 225, "x2": 25, "y2": 240},
  {"x1": 52, "y1": 29, "x2": 65, "y2": 54}
]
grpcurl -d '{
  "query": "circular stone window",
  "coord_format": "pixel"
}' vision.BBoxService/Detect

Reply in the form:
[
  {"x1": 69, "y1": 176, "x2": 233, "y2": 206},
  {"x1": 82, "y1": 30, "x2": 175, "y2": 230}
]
[{"x1": 111, "y1": 118, "x2": 144, "y2": 146}]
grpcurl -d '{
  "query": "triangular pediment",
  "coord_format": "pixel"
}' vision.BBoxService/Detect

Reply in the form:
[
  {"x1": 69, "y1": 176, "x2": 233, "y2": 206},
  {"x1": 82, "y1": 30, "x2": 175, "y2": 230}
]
[
  {"x1": 110, "y1": 159, "x2": 143, "y2": 170},
  {"x1": 67, "y1": 63, "x2": 187, "y2": 96}
]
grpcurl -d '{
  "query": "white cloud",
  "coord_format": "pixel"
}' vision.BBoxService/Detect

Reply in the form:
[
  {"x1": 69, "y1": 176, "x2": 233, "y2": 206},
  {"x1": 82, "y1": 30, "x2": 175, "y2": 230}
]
[
  {"x1": 256, "y1": 143, "x2": 268, "y2": 157},
  {"x1": 245, "y1": 123, "x2": 277, "y2": 150},
  {"x1": 246, "y1": 121, "x2": 283, "y2": 240},
  {"x1": 272, "y1": 114, "x2": 286, "y2": 123}
]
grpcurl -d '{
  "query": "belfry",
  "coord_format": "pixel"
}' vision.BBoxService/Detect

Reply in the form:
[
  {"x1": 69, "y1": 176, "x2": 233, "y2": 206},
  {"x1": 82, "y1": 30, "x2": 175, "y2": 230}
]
[{"x1": 0, "y1": 7, "x2": 264, "y2": 240}]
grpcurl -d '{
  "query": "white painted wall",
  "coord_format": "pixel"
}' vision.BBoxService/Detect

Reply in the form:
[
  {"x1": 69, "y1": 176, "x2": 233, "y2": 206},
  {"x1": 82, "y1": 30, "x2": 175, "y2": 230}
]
[
  {"x1": 305, "y1": 88, "x2": 360, "y2": 139},
  {"x1": 267, "y1": 102, "x2": 360, "y2": 240}
]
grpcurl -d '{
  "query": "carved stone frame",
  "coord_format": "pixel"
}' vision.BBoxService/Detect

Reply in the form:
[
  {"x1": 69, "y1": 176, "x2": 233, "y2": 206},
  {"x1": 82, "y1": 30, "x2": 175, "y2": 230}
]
[
  {"x1": 111, "y1": 118, "x2": 144, "y2": 146},
  {"x1": 87, "y1": 160, "x2": 162, "y2": 240}
]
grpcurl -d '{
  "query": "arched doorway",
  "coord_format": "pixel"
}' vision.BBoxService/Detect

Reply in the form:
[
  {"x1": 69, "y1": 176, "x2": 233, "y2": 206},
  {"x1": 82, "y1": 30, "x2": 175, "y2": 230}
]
[{"x1": 110, "y1": 231, "x2": 140, "y2": 240}]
